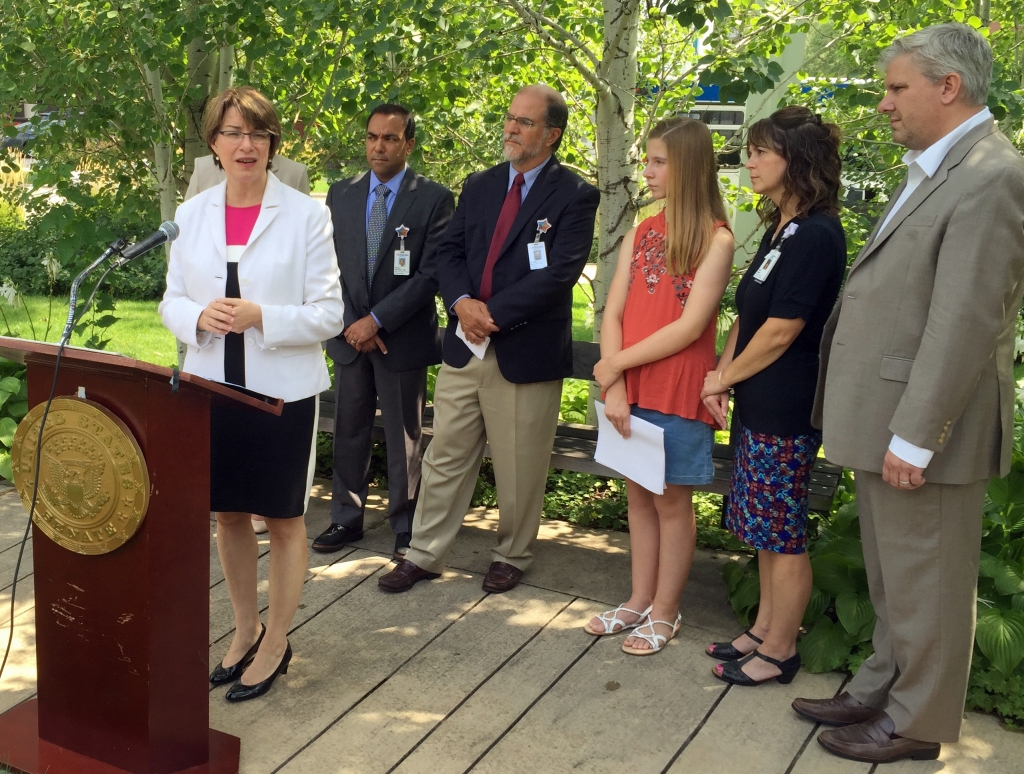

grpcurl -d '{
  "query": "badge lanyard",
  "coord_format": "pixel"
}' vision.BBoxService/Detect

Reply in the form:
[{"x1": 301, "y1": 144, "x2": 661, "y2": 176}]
[
  {"x1": 527, "y1": 218, "x2": 551, "y2": 271},
  {"x1": 752, "y1": 221, "x2": 798, "y2": 284},
  {"x1": 394, "y1": 225, "x2": 410, "y2": 276}
]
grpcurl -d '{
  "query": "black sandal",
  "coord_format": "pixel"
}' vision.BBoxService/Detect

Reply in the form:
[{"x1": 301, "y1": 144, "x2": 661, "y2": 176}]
[
  {"x1": 713, "y1": 649, "x2": 801, "y2": 686},
  {"x1": 705, "y1": 629, "x2": 763, "y2": 661}
]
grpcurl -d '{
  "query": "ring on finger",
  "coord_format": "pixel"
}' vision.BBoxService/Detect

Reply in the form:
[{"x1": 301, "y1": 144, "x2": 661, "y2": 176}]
[{"x1": 899, "y1": 480, "x2": 911, "y2": 486}]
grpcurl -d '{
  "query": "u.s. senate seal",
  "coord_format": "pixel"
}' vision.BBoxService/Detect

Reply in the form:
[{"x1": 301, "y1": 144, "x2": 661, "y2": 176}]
[{"x1": 11, "y1": 397, "x2": 150, "y2": 555}]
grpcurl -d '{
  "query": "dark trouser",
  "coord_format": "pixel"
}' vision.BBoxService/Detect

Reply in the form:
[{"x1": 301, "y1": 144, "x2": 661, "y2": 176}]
[{"x1": 331, "y1": 351, "x2": 427, "y2": 535}]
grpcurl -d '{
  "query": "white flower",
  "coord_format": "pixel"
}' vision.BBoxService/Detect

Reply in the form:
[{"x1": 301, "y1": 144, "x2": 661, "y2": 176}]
[
  {"x1": 0, "y1": 282, "x2": 18, "y2": 307},
  {"x1": 41, "y1": 253, "x2": 61, "y2": 284}
]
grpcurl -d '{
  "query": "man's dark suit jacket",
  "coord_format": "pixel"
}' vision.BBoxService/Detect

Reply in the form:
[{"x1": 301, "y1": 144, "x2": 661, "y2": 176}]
[
  {"x1": 436, "y1": 157, "x2": 600, "y2": 384},
  {"x1": 325, "y1": 168, "x2": 455, "y2": 372}
]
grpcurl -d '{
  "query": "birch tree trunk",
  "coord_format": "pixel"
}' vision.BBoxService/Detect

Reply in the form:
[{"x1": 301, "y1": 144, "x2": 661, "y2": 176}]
[
  {"x1": 142, "y1": 65, "x2": 176, "y2": 226},
  {"x1": 182, "y1": 36, "x2": 214, "y2": 193},
  {"x1": 592, "y1": 0, "x2": 640, "y2": 336}
]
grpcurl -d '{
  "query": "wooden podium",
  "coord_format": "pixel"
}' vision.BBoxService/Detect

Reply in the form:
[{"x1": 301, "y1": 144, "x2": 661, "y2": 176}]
[{"x1": 0, "y1": 338, "x2": 282, "y2": 774}]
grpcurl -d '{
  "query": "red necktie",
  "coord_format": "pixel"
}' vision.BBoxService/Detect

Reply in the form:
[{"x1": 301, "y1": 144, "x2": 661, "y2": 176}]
[{"x1": 479, "y1": 172, "x2": 525, "y2": 301}]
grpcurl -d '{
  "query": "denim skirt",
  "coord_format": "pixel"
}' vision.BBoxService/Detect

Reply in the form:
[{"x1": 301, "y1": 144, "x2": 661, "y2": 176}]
[{"x1": 630, "y1": 405, "x2": 715, "y2": 486}]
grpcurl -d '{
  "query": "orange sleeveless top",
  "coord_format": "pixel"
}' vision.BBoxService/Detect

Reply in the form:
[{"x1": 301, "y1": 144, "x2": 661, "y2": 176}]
[{"x1": 620, "y1": 211, "x2": 723, "y2": 426}]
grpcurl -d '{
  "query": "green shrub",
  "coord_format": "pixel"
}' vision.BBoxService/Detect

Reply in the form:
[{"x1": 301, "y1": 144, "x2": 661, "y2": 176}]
[{"x1": 722, "y1": 416, "x2": 1024, "y2": 728}]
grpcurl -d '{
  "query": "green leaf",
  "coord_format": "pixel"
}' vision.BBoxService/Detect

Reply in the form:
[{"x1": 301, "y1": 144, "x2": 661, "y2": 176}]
[
  {"x1": 799, "y1": 617, "x2": 853, "y2": 673},
  {"x1": 987, "y1": 471, "x2": 1024, "y2": 508},
  {"x1": 0, "y1": 376, "x2": 21, "y2": 394},
  {"x1": 6, "y1": 401, "x2": 27, "y2": 419},
  {"x1": 817, "y1": 536, "x2": 866, "y2": 568},
  {"x1": 975, "y1": 608, "x2": 1024, "y2": 677},
  {"x1": 811, "y1": 553, "x2": 860, "y2": 597},
  {"x1": 981, "y1": 553, "x2": 1024, "y2": 595},
  {"x1": 729, "y1": 574, "x2": 761, "y2": 620},
  {"x1": 722, "y1": 559, "x2": 745, "y2": 594},
  {"x1": 835, "y1": 591, "x2": 876, "y2": 642},
  {"x1": 0, "y1": 417, "x2": 17, "y2": 448},
  {"x1": 0, "y1": 449, "x2": 10, "y2": 482},
  {"x1": 802, "y1": 586, "x2": 831, "y2": 627}
]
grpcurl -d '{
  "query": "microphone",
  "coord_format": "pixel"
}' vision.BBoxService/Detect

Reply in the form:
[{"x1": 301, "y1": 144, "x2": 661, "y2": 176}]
[{"x1": 114, "y1": 221, "x2": 180, "y2": 266}]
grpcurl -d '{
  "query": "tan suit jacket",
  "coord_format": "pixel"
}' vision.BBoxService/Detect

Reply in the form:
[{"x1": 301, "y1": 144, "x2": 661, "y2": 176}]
[
  {"x1": 814, "y1": 120, "x2": 1024, "y2": 484},
  {"x1": 184, "y1": 154, "x2": 310, "y2": 200}
]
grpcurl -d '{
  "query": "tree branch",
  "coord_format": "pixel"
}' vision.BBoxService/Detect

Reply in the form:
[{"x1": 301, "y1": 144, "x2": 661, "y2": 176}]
[{"x1": 501, "y1": 0, "x2": 608, "y2": 94}]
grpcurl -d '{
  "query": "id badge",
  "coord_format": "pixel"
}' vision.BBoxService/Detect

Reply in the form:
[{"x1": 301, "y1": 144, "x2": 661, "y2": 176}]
[
  {"x1": 527, "y1": 242, "x2": 548, "y2": 270},
  {"x1": 752, "y1": 249, "x2": 781, "y2": 283},
  {"x1": 393, "y1": 250, "x2": 411, "y2": 276}
]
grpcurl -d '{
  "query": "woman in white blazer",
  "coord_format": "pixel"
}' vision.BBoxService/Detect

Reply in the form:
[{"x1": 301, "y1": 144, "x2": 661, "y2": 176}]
[{"x1": 160, "y1": 86, "x2": 344, "y2": 702}]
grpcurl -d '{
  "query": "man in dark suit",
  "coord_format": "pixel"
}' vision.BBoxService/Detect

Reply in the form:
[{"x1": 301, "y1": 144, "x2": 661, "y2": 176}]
[
  {"x1": 315, "y1": 104, "x2": 455, "y2": 560},
  {"x1": 378, "y1": 84, "x2": 600, "y2": 594}
]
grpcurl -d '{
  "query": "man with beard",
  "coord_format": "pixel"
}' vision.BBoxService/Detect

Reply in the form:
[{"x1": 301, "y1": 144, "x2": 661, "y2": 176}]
[
  {"x1": 377, "y1": 84, "x2": 599, "y2": 594},
  {"x1": 316, "y1": 104, "x2": 455, "y2": 561}
]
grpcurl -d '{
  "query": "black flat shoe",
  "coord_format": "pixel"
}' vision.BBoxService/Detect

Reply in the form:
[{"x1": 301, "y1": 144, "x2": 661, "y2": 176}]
[
  {"x1": 706, "y1": 628, "x2": 763, "y2": 661},
  {"x1": 714, "y1": 650, "x2": 801, "y2": 686},
  {"x1": 312, "y1": 523, "x2": 364, "y2": 553},
  {"x1": 225, "y1": 642, "x2": 292, "y2": 702},
  {"x1": 210, "y1": 624, "x2": 265, "y2": 686}
]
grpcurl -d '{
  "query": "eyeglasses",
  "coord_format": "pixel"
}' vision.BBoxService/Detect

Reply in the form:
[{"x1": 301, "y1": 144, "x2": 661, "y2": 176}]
[
  {"x1": 217, "y1": 130, "x2": 273, "y2": 145},
  {"x1": 504, "y1": 113, "x2": 552, "y2": 130}
]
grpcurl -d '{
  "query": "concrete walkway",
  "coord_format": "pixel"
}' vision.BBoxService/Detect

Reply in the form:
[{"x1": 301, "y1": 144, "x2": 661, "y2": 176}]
[{"x1": 1, "y1": 482, "x2": 1022, "y2": 773}]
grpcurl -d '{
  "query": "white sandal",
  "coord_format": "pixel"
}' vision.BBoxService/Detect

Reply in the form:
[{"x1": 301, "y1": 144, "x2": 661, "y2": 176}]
[
  {"x1": 584, "y1": 604, "x2": 653, "y2": 636},
  {"x1": 621, "y1": 612, "x2": 682, "y2": 655}
]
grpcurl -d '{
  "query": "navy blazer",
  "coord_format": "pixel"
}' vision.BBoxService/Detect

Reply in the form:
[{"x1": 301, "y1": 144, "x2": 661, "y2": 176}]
[
  {"x1": 325, "y1": 167, "x2": 455, "y2": 372},
  {"x1": 436, "y1": 157, "x2": 600, "y2": 383}
]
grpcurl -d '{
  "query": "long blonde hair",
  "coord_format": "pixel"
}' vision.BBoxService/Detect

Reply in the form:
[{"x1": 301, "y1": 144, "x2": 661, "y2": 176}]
[{"x1": 649, "y1": 117, "x2": 729, "y2": 276}]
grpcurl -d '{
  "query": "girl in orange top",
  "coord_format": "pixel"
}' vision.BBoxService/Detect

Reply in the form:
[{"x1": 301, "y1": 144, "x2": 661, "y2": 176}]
[{"x1": 585, "y1": 117, "x2": 734, "y2": 654}]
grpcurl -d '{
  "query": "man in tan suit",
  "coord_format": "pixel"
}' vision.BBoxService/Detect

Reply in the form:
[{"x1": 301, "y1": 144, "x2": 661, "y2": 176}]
[
  {"x1": 184, "y1": 153, "x2": 309, "y2": 199},
  {"x1": 791, "y1": 24, "x2": 1024, "y2": 764}
]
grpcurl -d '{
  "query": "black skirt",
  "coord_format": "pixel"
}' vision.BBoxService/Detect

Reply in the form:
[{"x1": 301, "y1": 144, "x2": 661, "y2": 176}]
[{"x1": 210, "y1": 393, "x2": 317, "y2": 518}]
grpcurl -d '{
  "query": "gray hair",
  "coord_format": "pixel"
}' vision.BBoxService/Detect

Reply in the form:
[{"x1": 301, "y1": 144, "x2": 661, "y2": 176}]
[{"x1": 878, "y1": 23, "x2": 992, "y2": 106}]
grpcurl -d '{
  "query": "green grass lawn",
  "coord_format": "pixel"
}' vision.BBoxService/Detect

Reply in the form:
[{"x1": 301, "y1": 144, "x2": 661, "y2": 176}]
[{"x1": 0, "y1": 295, "x2": 177, "y2": 366}]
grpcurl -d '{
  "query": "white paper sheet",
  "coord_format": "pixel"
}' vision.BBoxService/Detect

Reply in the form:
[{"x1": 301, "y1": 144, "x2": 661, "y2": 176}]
[
  {"x1": 594, "y1": 401, "x2": 665, "y2": 494},
  {"x1": 456, "y1": 320, "x2": 490, "y2": 360}
]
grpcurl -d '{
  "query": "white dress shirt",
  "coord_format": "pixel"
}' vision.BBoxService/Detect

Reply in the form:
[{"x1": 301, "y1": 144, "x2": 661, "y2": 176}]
[{"x1": 882, "y1": 107, "x2": 992, "y2": 469}]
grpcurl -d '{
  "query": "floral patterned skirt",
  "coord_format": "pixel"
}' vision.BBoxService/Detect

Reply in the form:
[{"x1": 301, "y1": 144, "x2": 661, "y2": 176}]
[{"x1": 724, "y1": 425, "x2": 822, "y2": 554}]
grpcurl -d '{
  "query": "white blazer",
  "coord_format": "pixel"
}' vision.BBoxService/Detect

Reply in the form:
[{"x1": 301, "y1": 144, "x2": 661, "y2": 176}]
[{"x1": 160, "y1": 172, "x2": 344, "y2": 402}]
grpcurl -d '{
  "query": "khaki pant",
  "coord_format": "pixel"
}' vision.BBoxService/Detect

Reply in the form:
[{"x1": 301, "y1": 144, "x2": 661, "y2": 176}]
[
  {"x1": 404, "y1": 348, "x2": 562, "y2": 574},
  {"x1": 848, "y1": 470, "x2": 987, "y2": 743}
]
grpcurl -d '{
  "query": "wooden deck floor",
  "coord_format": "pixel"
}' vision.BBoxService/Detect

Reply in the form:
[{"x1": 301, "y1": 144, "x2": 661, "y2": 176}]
[{"x1": 2, "y1": 481, "x2": 1022, "y2": 773}]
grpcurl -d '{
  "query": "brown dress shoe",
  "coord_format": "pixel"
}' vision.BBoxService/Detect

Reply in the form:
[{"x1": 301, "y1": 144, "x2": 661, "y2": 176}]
[
  {"x1": 818, "y1": 712, "x2": 940, "y2": 764},
  {"x1": 378, "y1": 559, "x2": 440, "y2": 593},
  {"x1": 482, "y1": 561, "x2": 523, "y2": 593},
  {"x1": 792, "y1": 691, "x2": 877, "y2": 726}
]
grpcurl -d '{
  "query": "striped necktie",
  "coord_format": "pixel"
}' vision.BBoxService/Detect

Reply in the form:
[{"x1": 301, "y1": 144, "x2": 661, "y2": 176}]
[{"x1": 367, "y1": 182, "x2": 391, "y2": 285}]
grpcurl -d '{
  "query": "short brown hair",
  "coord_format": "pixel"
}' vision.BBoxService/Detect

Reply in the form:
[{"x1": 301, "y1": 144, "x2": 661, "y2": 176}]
[
  {"x1": 203, "y1": 86, "x2": 282, "y2": 169},
  {"x1": 746, "y1": 106, "x2": 842, "y2": 229},
  {"x1": 648, "y1": 116, "x2": 730, "y2": 276}
]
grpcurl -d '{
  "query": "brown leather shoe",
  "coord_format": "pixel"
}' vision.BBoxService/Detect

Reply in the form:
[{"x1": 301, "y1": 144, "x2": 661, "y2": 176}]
[
  {"x1": 818, "y1": 712, "x2": 940, "y2": 763},
  {"x1": 482, "y1": 561, "x2": 523, "y2": 593},
  {"x1": 377, "y1": 559, "x2": 440, "y2": 593},
  {"x1": 792, "y1": 691, "x2": 877, "y2": 726}
]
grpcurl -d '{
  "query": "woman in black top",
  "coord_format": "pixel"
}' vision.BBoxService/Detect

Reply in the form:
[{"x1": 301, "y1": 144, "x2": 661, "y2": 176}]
[{"x1": 701, "y1": 106, "x2": 846, "y2": 686}]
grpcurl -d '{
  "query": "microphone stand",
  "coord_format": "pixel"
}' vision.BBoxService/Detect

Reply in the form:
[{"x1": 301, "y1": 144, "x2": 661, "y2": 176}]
[{"x1": 60, "y1": 238, "x2": 128, "y2": 346}]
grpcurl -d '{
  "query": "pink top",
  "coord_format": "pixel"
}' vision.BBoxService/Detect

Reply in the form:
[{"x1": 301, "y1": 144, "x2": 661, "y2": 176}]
[
  {"x1": 225, "y1": 205, "x2": 261, "y2": 246},
  {"x1": 620, "y1": 211, "x2": 727, "y2": 426}
]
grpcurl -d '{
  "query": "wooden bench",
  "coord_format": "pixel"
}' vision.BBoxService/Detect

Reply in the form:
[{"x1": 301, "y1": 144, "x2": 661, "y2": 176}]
[{"x1": 318, "y1": 340, "x2": 843, "y2": 513}]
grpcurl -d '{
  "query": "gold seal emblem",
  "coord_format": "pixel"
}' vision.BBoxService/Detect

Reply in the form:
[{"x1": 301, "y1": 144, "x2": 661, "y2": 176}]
[{"x1": 11, "y1": 397, "x2": 149, "y2": 555}]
